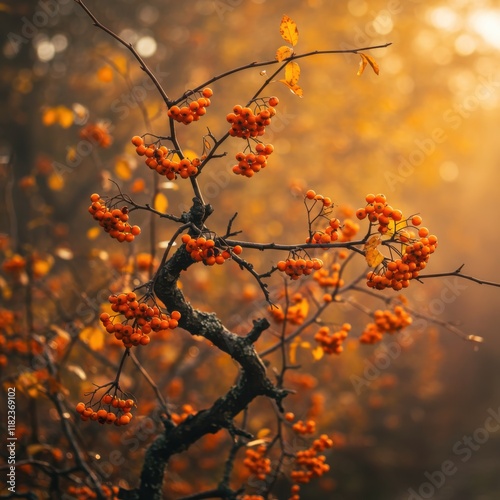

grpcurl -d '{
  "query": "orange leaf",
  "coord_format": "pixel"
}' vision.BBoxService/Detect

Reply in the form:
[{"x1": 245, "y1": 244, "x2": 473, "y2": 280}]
[
  {"x1": 357, "y1": 53, "x2": 368, "y2": 76},
  {"x1": 276, "y1": 45, "x2": 293, "y2": 62},
  {"x1": 364, "y1": 53, "x2": 380, "y2": 75},
  {"x1": 280, "y1": 15, "x2": 299, "y2": 46},
  {"x1": 279, "y1": 80, "x2": 303, "y2": 97},
  {"x1": 97, "y1": 66, "x2": 113, "y2": 82},
  {"x1": 114, "y1": 157, "x2": 132, "y2": 180}
]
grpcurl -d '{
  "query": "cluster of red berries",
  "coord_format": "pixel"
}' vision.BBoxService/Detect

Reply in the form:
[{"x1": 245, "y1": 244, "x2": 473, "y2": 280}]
[
  {"x1": 167, "y1": 88, "x2": 213, "y2": 124},
  {"x1": 99, "y1": 292, "x2": 180, "y2": 348},
  {"x1": 226, "y1": 97, "x2": 279, "y2": 138},
  {"x1": 88, "y1": 194, "x2": 141, "y2": 242},
  {"x1": 243, "y1": 445, "x2": 271, "y2": 481},
  {"x1": 67, "y1": 485, "x2": 119, "y2": 500},
  {"x1": 366, "y1": 233, "x2": 438, "y2": 290},
  {"x1": 314, "y1": 323, "x2": 351, "y2": 355},
  {"x1": 75, "y1": 395, "x2": 134, "y2": 426},
  {"x1": 291, "y1": 435, "x2": 334, "y2": 485},
  {"x1": 181, "y1": 234, "x2": 242, "y2": 265},
  {"x1": 232, "y1": 143, "x2": 274, "y2": 177},
  {"x1": 132, "y1": 137, "x2": 202, "y2": 179},
  {"x1": 276, "y1": 257, "x2": 323, "y2": 280},
  {"x1": 355, "y1": 193, "x2": 403, "y2": 234},
  {"x1": 360, "y1": 306, "x2": 412, "y2": 344}
]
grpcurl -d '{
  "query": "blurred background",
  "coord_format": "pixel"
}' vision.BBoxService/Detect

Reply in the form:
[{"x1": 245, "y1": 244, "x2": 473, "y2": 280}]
[{"x1": 1, "y1": 0, "x2": 500, "y2": 499}]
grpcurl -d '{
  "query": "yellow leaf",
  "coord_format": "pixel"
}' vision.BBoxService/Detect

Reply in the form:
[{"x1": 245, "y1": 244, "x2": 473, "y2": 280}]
[
  {"x1": 183, "y1": 149, "x2": 198, "y2": 161},
  {"x1": 364, "y1": 53, "x2": 380, "y2": 75},
  {"x1": 56, "y1": 106, "x2": 74, "y2": 128},
  {"x1": 154, "y1": 192, "x2": 169, "y2": 213},
  {"x1": 66, "y1": 146, "x2": 77, "y2": 163},
  {"x1": 284, "y1": 61, "x2": 300, "y2": 86},
  {"x1": 300, "y1": 341, "x2": 311, "y2": 349},
  {"x1": 115, "y1": 157, "x2": 132, "y2": 180},
  {"x1": 364, "y1": 235, "x2": 384, "y2": 267},
  {"x1": 97, "y1": 66, "x2": 114, "y2": 82},
  {"x1": 113, "y1": 55, "x2": 128, "y2": 76},
  {"x1": 312, "y1": 346, "x2": 324, "y2": 361},
  {"x1": 280, "y1": 15, "x2": 299, "y2": 46},
  {"x1": 279, "y1": 81, "x2": 304, "y2": 97},
  {"x1": 47, "y1": 173, "x2": 64, "y2": 191},
  {"x1": 257, "y1": 428, "x2": 271, "y2": 439},
  {"x1": 289, "y1": 339, "x2": 299, "y2": 364},
  {"x1": 276, "y1": 45, "x2": 293, "y2": 62},
  {"x1": 357, "y1": 53, "x2": 368, "y2": 76},
  {"x1": 80, "y1": 326, "x2": 105, "y2": 351}
]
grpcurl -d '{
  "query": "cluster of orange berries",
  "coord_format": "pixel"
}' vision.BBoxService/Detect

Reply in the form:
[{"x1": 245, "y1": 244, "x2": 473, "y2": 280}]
[
  {"x1": 99, "y1": 292, "x2": 180, "y2": 348},
  {"x1": 243, "y1": 445, "x2": 271, "y2": 481},
  {"x1": 269, "y1": 293, "x2": 309, "y2": 325},
  {"x1": 291, "y1": 434, "x2": 333, "y2": 485},
  {"x1": 79, "y1": 122, "x2": 112, "y2": 148},
  {"x1": 232, "y1": 143, "x2": 274, "y2": 177},
  {"x1": 88, "y1": 194, "x2": 141, "y2": 242},
  {"x1": 1, "y1": 254, "x2": 26, "y2": 274},
  {"x1": 306, "y1": 218, "x2": 341, "y2": 245},
  {"x1": 360, "y1": 306, "x2": 412, "y2": 344},
  {"x1": 355, "y1": 193, "x2": 403, "y2": 234},
  {"x1": 304, "y1": 189, "x2": 333, "y2": 207},
  {"x1": 167, "y1": 88, "x2": 213, "y2": 124},
  {"x1": 227, "y1": 97, "x2": 279, "y2": 138},
  {"x1": 132, "y1": 136, "x2": 202, "y2": 179},
  {"x1": 314, "y1": 323, "x2": 351, "y2": 355},
  {"x1": 171, "y1": 404, "x2": 197, "y2": 425},
  {"x1": 75, "y1": 395, "x2": 134, "y2": 426},
  {"x1": 276, "y1": 257, "x2": 323, "y2": 280},
  {"x1": 181, "y1": 234, "x2": 242, "y2": 265},
  {"x1": 67, "y1": 485, "x2": 119, "y2": 500},
  {"x1": 313, "y1": 262, "x2": 344, "y2": 289},
  {"x1": 367, "y1": 234, "x2": 438, "y2": 290},
  {"x1": 292, "y1": 419, "x2": 317, "y2": 435}
]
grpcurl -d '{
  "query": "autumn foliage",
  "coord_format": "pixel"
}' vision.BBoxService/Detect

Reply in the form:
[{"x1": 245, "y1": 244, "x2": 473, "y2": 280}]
[{"x1": 2, "y1": 3, "x2": 499, "y2": 500}]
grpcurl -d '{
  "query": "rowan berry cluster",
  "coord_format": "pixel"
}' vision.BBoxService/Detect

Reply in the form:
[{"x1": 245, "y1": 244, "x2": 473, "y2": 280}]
[
  {"x1": 99, "y1": 292, "x2": 180, "y2": 348},
  {"x1": 291, "y1": 435, "x2": 334, "y2": 485},
  {"x1": 131, "y1": 136, "x2": 202, "y2": 179},
  {"x1": 314, "y1": 323, "x2": 351, "y2": 355},
  {"x1": 292, "y1": 419, "x2": 316, "y2": 435},
  {"x1": 313, "y1": 262, "x2": 344, "y2": 289},
  {"x1": 227, "y1": 96, "x2": 279, "y2": 138},
  {"x1": 232, "y1": 143, "x2": 274, "y2": 177},
  {"x1": 269, "y1": 293, "x2": 309, "y2": 325},
  {"x1": 243, "y1": 445, "x2": 271, "y2": 480},
  {"x1": 306, "y1": 217, "x2": 341, "y2": 245},
  {"x1": 355, "y1": 193, "x2": 403, "y2": 234},
  {"x1": 171, "y1": 404, "x2": 197, "y2": 425},
  {"x1": 304, "y1": 189, "x2": 333, "y2": 207},
  {"x1": 366, "y1": 233, "x2": 438, "y2": 290},
  {"x1": 1, "y1": 254, "x2": 26, "y2": 274},
  {"x1": 75, "y1": 394, "x2": 134, "y2": 426},
  {"x1": 181, "y1": 234, "x2": 242, "y2": 265},
  {"x1": 276, "y1": 257, "x2": 323, "y2": 280},
  {"x1": 360, "y1": 306, "x2": 412, "y2": 344},
  {"x1": 79, "y1": 122, "x2": 112, "y2": 148},
  {"x1": 88, "y1": 194, "x2": 141, "y2": 242},
  {"x1": 67, "y1": 485, "x2": 119, "y2": 500},
  {"x1": 167, "y1": 88, "x2": 213, "y2": 124}
]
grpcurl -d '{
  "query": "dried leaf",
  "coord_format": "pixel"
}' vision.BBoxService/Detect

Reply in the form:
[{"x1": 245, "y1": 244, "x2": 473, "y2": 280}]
[
  {"x1": 312, "y1": 346, "x2": 324, "y2": 361},
  {"x1": 276, "y1": 45, "x2": 293, "y2": 62},
  {"x1": 357, "y1": 53, "x2": 368, "y2": 76},
  {"x1": 364, "y1": 53, "x2": 380, "y2": 75},
  {"x1": 67, "y1": 364, "x2": 87, "y2": 380},
  {"x1": 279, "y1": 80, "x2": 304, "y2": 97},
  {"x1": 131, "y1": 178, "x2": 146, "y2": 193},
  {"x1": 284, "y1": 61, "x2": 300, "y2": 86},
  {"x1": 280, "y1": 15, "x2": 299, "y2": 46},
  {"x1": 153, "y1": 192, "x2": 169, "y2": 213},
  {"x1": 257, "y1": 428, "x2": 271, "y2": 439}
]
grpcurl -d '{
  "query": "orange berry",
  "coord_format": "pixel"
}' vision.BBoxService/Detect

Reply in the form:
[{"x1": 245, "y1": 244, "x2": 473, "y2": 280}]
[
  {"x1": 131, "y1": 135, "x2": 143, "y2": 147},
  {"x1": 202, "y1": 87, "x2": 213, "y2": 98},
  {"x1": 305, "y1": 189, "x2": 316, "y2": 200},
  {"x1": 232, "y1": 245, "x2": 242, "y2": 255},
  {"x1": 411, "y1": 215, "x2": 422, "y2": 226}
]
